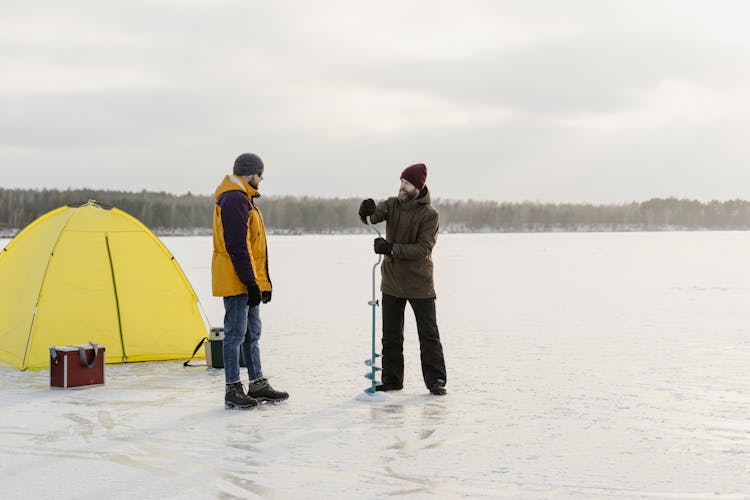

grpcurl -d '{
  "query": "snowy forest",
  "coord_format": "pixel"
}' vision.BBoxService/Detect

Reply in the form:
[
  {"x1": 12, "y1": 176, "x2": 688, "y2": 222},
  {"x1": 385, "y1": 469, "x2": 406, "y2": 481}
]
[{"x1": 2, "y1": 187, "x2": 750, "y2": 236}]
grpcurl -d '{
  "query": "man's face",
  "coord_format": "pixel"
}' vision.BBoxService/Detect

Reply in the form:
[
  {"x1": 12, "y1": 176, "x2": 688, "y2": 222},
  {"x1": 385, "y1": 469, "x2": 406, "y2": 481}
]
[
  {"x1": 246, "y1": 172, "x2": 263, "y2": 189},
  {"x1": 398, "y1": 178, "x2": 419, "y2": 201}
]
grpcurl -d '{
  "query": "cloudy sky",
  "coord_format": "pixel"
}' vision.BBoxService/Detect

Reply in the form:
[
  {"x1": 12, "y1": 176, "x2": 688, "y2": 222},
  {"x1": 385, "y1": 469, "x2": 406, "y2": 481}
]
[{"x1": 2, "y1": 1, "x2": 749, "y2": 202}]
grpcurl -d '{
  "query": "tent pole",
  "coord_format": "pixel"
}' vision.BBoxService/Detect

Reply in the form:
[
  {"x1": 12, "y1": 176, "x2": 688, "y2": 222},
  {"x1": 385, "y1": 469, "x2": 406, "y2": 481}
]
[
  {"x1": 21, "y1": 208, "x2": 75, "y2": 370},
  {"x1": 105, "y1": 235, "x2": 127, "y2": 361}
]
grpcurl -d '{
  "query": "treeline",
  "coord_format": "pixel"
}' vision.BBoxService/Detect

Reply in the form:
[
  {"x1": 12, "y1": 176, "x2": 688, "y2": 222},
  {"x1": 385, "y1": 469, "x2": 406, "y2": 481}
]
[
  {"x1": 438, "y1": 198, "x2": 750, "y2": 232},
  {"x1": 0, "y1": 188, "x2": 212, "y2": 233},
  {"x1": 2, "y1": 188, "x2": 750, "y2": 236}
]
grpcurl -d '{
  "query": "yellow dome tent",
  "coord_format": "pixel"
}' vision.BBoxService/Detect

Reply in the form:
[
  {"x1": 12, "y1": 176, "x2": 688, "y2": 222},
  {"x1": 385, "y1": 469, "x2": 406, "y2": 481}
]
[{"x1": 0, "y1": 201, "x2": 208, "y2": 370}]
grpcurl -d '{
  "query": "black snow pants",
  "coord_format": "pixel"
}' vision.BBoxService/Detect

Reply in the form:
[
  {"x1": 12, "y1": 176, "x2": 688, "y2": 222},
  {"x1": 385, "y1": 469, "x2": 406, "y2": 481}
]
[{"x1": 381, "y1": 293, "x2": 447, "y2": 389}]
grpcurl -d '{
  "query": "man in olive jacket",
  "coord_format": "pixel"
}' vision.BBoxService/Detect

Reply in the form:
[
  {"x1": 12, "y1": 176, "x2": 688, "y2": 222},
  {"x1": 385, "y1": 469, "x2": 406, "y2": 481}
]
[{"x1": 359, "y1": 163, "x2": 447, "y2": 395}]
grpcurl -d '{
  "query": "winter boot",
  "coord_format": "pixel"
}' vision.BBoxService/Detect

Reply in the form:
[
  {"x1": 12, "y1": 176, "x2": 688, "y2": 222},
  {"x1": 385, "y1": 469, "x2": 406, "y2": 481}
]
[
  {"x1": 375, "y1": 382, "x2": 403, "y2": 392},
  {"x1": 247, "y1": 377, "x2": 289, "y2": 403},
  {"x1": 429, "y1": 379, "x2": 447, "y2": 396},
  {"x1": 225, "y1": 382, "x2": 258, "y2": 410}
]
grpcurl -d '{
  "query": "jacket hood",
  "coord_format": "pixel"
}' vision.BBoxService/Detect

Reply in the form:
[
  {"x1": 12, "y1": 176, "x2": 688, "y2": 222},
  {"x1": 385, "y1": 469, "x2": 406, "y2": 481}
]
[
  {"x1": 214, "y1": 175, "x2": 260, "y2": 200},
  {"x1": 416, "y1": 186, "x2": 431, "y2": 205}
]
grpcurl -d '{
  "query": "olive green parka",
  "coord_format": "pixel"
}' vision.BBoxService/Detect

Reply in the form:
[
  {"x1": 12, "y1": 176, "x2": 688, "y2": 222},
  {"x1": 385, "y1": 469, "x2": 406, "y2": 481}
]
[{"x1": 364, "y1": 188, "x2": 438, "y2": 299}]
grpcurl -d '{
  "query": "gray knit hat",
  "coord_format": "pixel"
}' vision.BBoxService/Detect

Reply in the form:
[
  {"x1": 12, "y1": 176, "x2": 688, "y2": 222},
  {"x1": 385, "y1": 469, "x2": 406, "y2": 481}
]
[{"x1": 233, "y1": 153, "x2": 264, "y2": 176}]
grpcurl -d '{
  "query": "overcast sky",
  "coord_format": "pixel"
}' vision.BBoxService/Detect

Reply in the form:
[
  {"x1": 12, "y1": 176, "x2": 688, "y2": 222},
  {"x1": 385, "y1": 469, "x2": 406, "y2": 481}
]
[{"x1": 2, "y1": 1, "x2": 749, "y2": 202}]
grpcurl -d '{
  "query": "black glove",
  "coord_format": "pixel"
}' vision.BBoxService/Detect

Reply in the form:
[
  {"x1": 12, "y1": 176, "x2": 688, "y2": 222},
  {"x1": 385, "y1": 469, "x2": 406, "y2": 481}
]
[
  {"x1": 247, "y1": 284, "x2": 262, "y2": 307},
  {"x1": 374, "y1": 237, "x2": 393, "y2": 256},
  {"x1": 261, "y1": 291, "x2": 272, "y2": 304},
  {"x1": 359, "y1": 198, "x2": 376, "y2": 218}
]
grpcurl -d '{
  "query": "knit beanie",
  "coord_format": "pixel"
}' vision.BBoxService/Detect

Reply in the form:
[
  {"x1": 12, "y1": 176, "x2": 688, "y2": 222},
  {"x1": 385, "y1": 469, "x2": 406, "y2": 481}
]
[
  {"x1": 233, "y1": 153, "x2": 264, "y2": 176},
  {"x1": 400, "y1": 163, "x2": 427, "y2": 190}
]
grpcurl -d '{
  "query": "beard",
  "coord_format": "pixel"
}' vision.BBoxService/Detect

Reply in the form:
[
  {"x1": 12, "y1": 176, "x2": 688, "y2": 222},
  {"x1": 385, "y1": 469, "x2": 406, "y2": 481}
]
[{"x1": 398, "y1": 189, "x2": 416, "y2": 202}]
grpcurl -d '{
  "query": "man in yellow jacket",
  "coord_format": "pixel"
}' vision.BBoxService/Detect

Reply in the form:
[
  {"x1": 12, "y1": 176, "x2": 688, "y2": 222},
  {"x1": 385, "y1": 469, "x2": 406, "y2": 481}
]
[{"x1": 212, "y1": 153, "x2": 288, "y2": 409}]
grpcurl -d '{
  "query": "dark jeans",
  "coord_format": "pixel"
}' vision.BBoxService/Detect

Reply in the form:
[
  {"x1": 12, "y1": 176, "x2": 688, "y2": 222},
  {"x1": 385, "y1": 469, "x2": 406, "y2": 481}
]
[
  {"x1": 381, "y1": 293, "x2": 447, "y2": 389},
  {"x1": 223, "y1": 294, "x2": 263, "y2": 384}
]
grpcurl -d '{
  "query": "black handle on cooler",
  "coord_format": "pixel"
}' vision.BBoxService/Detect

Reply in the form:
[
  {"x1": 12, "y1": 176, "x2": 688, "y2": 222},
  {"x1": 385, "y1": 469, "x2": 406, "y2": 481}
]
[{"x1": 78, "y1": 341, "x2": 98, "y2": 369}]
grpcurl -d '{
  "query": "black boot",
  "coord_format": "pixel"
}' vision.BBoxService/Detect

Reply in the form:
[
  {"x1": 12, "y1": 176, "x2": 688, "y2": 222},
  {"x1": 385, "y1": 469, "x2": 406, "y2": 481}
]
[
  {"x1": 428, "y1": 379, "x2": 447, "y2": 396},
  {"x1": 375, "y1": 382, "x2": 403, "y2": 392},
  {"x1": 247, "y1": 378, "x2": 289, "y2": 403},
  {"x1": 225, "y1": 382, "x2": 258, "y2": 409}
]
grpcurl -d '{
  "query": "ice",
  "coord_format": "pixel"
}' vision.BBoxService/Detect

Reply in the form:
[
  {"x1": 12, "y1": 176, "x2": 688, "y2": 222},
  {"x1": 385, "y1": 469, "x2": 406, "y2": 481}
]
[{"x1": 0, "y1": 232, "x2": 749, "y2": 498}]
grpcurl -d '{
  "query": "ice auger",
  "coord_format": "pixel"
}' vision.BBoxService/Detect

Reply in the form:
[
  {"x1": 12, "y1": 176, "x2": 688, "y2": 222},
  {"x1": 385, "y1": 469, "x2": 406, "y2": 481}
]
[{"x1": 355, "y1": 215, "x2": 389, "y2": 402}]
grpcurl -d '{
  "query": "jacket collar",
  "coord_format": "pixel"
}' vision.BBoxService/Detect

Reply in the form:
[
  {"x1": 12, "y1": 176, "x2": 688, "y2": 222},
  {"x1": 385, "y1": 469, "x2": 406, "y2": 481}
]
[
  {"x1": 230, "y1": 175, "x2": 261, "y2": 198},
  {"x1": 215, "y1": 174, "x2": 261, "y2": 199}
]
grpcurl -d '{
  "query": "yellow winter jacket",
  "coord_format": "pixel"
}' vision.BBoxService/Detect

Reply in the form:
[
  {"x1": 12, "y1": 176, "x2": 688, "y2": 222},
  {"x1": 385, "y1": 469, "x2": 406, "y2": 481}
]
[{"x1": 211, "y1": 175, "x2": 272, "y2": 297}]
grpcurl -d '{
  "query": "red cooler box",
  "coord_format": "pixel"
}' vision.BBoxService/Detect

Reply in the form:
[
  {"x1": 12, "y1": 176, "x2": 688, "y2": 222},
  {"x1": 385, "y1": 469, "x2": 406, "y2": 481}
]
[{"x1": 50, "y1": 343, "x2": 105, "y2": 388}]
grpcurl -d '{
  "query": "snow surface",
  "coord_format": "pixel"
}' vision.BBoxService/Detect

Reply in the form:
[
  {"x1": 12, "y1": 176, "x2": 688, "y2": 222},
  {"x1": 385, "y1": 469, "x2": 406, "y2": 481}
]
[{"x1": 1, "y1": 232, "x2": 749, "y2": 499}]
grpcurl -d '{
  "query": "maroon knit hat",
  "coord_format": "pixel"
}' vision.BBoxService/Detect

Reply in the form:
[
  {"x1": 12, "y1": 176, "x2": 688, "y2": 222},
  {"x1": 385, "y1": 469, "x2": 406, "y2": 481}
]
[{"x1": 400, "y1": 163, "x2": 427, "y2": 190}]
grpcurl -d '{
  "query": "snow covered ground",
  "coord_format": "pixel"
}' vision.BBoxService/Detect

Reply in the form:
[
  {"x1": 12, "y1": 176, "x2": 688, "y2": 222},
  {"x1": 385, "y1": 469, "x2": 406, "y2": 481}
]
[{"x1": 1, "y1": 232, "x2": 749, "y2": 499}]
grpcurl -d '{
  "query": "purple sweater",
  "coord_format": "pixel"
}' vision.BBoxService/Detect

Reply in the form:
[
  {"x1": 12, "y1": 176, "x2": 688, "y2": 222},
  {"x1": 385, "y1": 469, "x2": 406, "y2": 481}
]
[{"x1": 217, "y1": 190, "x2": 257, "y2": 287}]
